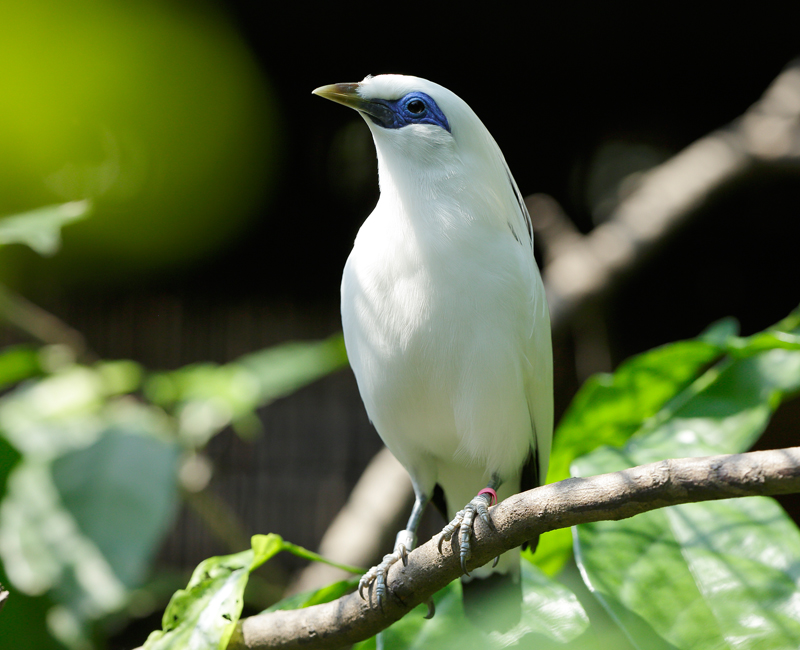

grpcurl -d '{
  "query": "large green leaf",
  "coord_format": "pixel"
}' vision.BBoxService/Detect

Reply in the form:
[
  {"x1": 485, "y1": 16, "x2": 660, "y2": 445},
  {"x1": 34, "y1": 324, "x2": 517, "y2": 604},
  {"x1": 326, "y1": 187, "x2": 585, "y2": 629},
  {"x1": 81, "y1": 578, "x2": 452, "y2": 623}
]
[
  {"x1": 264, "y1": 579, "x2": 358, "y2": 613},
  {"x1": 0, "y1": 428, "x2": 179, "y2": 616},
  {"x1": 0, "y1": 460, "x2": 129, "y2": 615},
  {"x1": 572, "y1": 319, "x2": 800, "y2": 649},
  {"x1": 0, "y1": 364, "x2": 147, "y2": 461},
  {"x1": 534, "y1": 310, "x2": 800, "y2": 576},
  {"x1": 532, "y1": 322, "x2": 729, "y2": 575},
  {"x1": 575, "y1": 449, "x2": 800, "y2": 649}
]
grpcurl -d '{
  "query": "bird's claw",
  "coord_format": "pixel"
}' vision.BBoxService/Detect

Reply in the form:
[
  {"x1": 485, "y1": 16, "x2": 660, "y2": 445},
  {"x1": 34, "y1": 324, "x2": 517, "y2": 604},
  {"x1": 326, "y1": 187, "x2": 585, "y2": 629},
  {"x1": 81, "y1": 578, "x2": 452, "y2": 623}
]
[
  {"x1": 358, "y1": 544, "x2": 410, "y2": 608},
  {"x1": 437, "y1": 492, "x2": 495, "y2": 576}
]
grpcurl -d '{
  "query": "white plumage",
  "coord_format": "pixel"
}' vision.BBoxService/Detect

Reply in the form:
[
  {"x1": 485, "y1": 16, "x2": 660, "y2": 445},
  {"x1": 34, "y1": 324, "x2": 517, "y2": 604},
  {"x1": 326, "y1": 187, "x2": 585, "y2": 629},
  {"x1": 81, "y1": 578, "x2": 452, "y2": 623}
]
[{"x1": 314, "y1": 74, "x2": 553, "y2": 616}]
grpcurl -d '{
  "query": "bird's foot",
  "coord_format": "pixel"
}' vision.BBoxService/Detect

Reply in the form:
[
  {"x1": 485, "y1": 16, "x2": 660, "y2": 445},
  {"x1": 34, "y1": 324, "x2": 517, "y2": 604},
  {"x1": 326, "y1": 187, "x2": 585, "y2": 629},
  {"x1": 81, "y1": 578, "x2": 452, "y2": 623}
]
[
  {"x1": 358, "y1": 530, "x2": 416, "y2": 609},
  {"x1": 437, "y1": 488, "x2": 497, "y2": 576}
]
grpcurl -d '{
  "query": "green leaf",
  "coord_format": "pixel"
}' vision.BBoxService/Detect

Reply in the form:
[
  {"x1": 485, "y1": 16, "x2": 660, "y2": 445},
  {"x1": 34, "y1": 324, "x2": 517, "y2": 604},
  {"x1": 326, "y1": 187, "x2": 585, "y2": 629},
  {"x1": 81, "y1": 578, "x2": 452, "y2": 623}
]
[
  {"x1": 250, "y1": 533, "x2": 287, "y2": 570},
  {"x1": 237, "y1": 333, "x2": 348, "y2": 402},
  {"x1": 536, "y1": 309, "x2": 800, "y2": 577},
  {"x1": 574, "y1": 449, "x2": 727, "y2": 650},
  {"x1": 623, "y1": 349, "x2": 800, "y2": 465},
  {"x1": 508, "y1": 560, "x2": 590, "y2": 644},
  {"x1": 572, "y1": 330, "x2": 800, "y2": 649},
  {"x1": 264, "y1": 579, "x2": 357, "y2": 613},
  {"x1": 548, "y1": 337, "x2": 723, "y2": 486},
  {"x1": 144, "y1": 536, "x2": 285, "y2": 650},
  {"x1": 144, "y1": 333, "x2": 348, "y2": 446},
  {"x1": 575, "y1": 450, "x2": 800, "y2": 649},
  {"x1": 535, "y1": 335, "x2": 724, "y2": 575},
  {"x1": 665, "y1": 499, "x2": 800, "y2": 648},
  {"x1": 0, "y1": 434, "x2": 21, "y2": 499},
  {"x1": 0, "y1": 200, "x2": 91, "y2": 255},
  {"x1": 281, "y1": 539, "x2": 364, "y2": 575},
  {"x1": 370, "y1": 561, "x2": 588, "y2": 650},
  {"x1": 144, "y1": 550, "x2": 253, "y2": 650},
  {"x1": 0, "y1": 367, "x2": 180, "y2": 638},
  {"x1": 52, "y1": 430, "x2": 180, "y2": 589}
]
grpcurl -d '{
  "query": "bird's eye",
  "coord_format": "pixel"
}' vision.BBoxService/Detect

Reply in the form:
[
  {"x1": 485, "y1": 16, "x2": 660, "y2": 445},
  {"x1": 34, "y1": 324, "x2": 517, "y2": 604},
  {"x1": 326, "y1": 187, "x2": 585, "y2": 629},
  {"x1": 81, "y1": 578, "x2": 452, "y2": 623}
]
[{"x1": 406, "y1": 99, "x2": 425, "y2": 114}]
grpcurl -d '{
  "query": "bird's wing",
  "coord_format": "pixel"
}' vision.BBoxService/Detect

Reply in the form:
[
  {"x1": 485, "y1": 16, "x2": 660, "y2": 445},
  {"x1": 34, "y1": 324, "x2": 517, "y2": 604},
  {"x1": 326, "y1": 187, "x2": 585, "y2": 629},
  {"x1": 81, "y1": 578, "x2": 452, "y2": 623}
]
[
  {"x1": 504, "y1": 167, "x2": 534, "y2": 252},
  {"x1": 502, "y1": 161, "x2": 554, "y2": 486}
]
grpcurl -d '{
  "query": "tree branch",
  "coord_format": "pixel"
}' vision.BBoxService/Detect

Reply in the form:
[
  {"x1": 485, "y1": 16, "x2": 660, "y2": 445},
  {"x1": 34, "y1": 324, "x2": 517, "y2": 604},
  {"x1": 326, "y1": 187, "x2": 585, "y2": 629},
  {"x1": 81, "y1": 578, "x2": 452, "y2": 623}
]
[{"x1": 228, "y1": 446, "x2": 800, "y2": 650}]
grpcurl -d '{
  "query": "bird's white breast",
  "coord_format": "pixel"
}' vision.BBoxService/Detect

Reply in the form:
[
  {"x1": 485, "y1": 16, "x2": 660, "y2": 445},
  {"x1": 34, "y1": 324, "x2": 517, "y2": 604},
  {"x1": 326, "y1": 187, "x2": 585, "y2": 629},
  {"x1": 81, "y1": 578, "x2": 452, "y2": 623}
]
[{"x1": 341, "y1": 193, "x2": 538, "y2": 484}]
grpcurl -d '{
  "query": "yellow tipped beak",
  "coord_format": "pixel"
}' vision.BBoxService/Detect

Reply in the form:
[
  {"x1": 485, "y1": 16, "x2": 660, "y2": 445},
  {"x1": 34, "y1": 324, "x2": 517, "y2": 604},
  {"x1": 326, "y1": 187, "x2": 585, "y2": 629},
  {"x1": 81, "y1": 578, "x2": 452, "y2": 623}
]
[{"x1": 312, "y1": 83, "x2": 368, "y2": 111}]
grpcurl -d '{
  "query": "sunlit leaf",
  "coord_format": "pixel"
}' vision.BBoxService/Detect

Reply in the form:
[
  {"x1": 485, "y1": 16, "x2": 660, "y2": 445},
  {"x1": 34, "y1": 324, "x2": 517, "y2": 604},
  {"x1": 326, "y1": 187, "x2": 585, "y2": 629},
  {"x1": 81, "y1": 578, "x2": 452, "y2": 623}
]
[
  {"x1": 143, "y1": 551, "x2": 253, "y2": 650},
  {"x1": 0, "y1": 201, "x2": 91, "y2": 256},
  {"x1": 573, "y1": 330, "x2": 800, "y2": 649},
  {"x1": 144, "y1": 535, "x2": 284, "y2": 650},
  {"x1": 548, "y1": 336, "x2": 725, "y2": 486},
  {"x1": 574, "y1": 449, "x2": 727, "y2": 650},
  {"x1": 502, "y1": 560, "x2": 589, "y2": 644},
  {"x1": 666, "y1": 499, "x2": 800, "y2": 648},
  {"x1": 534, "y1": 331, "x2": 726, "y2": 575},
  {"x1": 237, "y1": 333, "x2": 348, "y2": 402},
  {"x1": 536, "y1": 309, "x2": 800, "y2": 577},
  {"x1": 575, "y1": 450, "x2": 800, "y2": 649}
]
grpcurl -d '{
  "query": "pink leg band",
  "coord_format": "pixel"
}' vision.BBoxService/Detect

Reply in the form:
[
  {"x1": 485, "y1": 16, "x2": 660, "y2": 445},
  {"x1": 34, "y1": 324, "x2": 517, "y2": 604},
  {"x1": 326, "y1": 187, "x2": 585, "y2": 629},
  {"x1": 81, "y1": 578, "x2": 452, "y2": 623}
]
[{"x1": 478, "y1": 487, "x2": 498, "y2": 506}]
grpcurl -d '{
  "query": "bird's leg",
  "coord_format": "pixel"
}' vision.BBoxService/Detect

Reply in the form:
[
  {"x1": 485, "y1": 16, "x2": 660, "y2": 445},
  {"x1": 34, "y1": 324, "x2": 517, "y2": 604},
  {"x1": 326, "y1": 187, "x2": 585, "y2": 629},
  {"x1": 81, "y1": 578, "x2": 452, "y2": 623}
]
[
  {"x1": 359, "y1": 492, "x2": 429, "y2": 609},
  {"x1": 438, "y1": 474, "x2": 501, "y2": 575}
]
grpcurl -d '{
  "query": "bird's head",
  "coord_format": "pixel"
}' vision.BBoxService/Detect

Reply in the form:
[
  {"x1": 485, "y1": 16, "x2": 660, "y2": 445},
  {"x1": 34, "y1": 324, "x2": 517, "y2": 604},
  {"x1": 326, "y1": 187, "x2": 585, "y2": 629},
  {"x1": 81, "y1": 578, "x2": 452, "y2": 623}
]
[{"x1": 313, "y1": 74, "x2": 507, "y2": 197}]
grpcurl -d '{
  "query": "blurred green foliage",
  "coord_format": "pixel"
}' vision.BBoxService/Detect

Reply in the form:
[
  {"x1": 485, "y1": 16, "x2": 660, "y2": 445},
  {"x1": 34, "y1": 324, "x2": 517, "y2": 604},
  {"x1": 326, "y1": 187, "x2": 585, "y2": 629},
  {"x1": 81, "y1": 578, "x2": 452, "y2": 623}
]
[
  {"x1": 0, "y1": 204, "x2": 349, "y2": 648},
  {"x1": 0, "y1": 0, "x2": 278, "y2": 289}
]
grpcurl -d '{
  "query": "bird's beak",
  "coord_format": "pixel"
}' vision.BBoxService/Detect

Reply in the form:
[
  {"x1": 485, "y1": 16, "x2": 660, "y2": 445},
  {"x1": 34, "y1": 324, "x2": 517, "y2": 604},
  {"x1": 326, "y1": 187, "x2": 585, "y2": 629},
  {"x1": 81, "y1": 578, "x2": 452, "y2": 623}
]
[
  {"x1": 313, "y1": 82, "x2": 391, "y2": 126},
  {"x1": 312, "y1": 83, "x2": 367, "y2": 110}
]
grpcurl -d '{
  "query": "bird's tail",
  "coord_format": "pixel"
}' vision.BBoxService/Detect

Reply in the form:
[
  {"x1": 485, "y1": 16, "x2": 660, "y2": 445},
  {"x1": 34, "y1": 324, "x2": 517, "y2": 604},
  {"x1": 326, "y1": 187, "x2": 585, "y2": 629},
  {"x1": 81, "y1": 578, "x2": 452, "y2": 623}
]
[{"x1": 460, "y1": 544, "x2": 528, "y2": 632}]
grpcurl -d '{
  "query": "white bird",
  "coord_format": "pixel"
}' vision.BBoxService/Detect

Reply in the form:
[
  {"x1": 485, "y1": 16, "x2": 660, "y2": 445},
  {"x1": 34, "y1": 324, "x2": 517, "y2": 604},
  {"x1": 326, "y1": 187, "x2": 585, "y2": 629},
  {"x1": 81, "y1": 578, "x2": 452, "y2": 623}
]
[{"x1": 313, "y1": 74, "x2": 553, "y2": 626}]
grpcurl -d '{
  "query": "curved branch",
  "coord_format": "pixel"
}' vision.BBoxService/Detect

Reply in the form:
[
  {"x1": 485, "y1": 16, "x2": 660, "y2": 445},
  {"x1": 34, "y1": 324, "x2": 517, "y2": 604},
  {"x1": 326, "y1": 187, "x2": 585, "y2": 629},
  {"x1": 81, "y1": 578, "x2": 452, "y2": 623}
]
[{"x1": 228, "y1": 446, "x2": 800, "y2": 650}]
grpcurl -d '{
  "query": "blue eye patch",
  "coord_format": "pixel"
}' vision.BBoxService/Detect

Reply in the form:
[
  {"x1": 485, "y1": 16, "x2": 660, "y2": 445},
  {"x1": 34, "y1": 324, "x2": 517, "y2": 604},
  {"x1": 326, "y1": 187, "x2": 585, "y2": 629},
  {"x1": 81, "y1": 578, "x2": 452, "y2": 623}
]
[{"x1": 363, "y1": 92, "x2": 451, "y2": 132}]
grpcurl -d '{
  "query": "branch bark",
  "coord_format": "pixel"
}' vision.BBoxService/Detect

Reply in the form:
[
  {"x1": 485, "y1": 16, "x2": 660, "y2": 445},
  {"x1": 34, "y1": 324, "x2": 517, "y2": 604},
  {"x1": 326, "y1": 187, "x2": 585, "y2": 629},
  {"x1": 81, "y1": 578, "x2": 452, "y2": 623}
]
[{"x1": 228, "y1": 446, "x2": 800, "y2": 650}]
